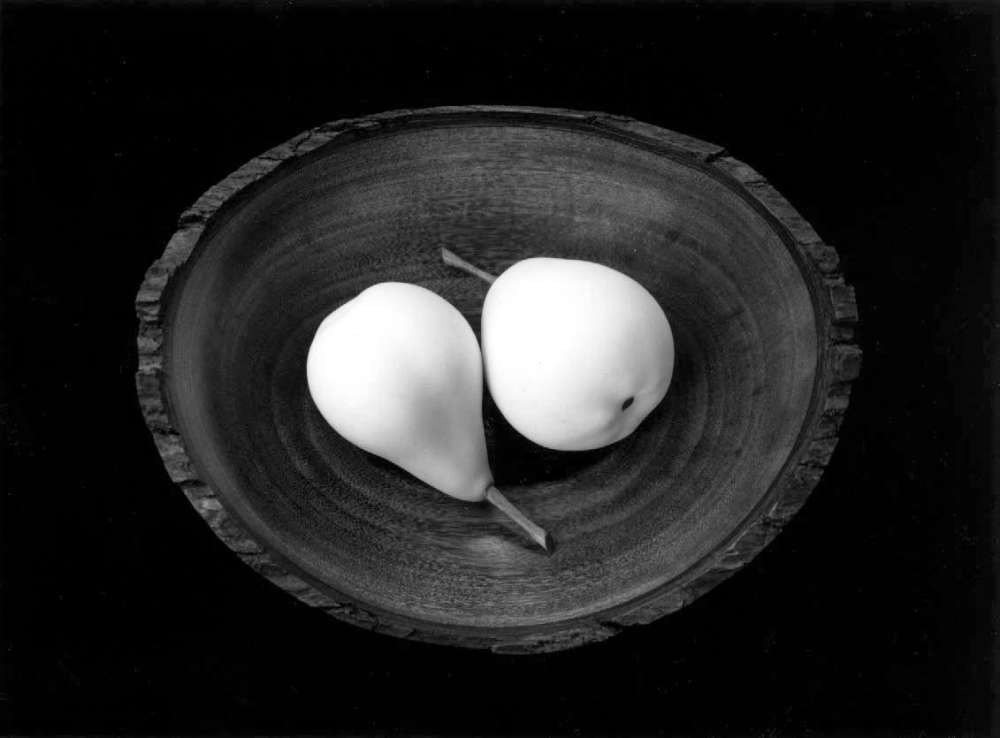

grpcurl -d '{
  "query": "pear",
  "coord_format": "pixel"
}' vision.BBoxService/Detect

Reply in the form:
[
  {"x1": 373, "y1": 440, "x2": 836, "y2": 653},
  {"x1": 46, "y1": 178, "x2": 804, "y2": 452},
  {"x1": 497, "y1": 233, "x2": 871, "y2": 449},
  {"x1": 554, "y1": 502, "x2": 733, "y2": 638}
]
[
  {"x1": 477, "y1": 256, "x2": 675, "y2": 452},
  {"x1": 306, "y1": 282, "x2": 551, "y2": 550}
]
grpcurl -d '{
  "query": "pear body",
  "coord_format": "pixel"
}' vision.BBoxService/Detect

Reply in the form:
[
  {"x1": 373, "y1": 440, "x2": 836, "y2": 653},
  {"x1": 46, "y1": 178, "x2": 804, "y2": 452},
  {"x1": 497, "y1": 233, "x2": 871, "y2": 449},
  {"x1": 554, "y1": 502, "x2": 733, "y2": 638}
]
[
  {"x1": 482, "y1": 258, "x2": 674, "y2": 451},
  {"x1": 306, "y1": 282, "x2": 492, "y2": 502}
]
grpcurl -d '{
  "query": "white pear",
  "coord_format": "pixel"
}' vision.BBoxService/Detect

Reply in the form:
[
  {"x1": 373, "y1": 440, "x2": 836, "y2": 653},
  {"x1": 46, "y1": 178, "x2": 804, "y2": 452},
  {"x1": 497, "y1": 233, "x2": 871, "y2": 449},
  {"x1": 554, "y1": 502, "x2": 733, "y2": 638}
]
[
  {"x1": 481, "y1": 258, "x2": 674, "y2": 452},
  {"x1": 306, "y1": 282, "x2": 552, "y2": 550},
  {"x1": 307, "y1": 282, "x2": 492, "y2": 501}
]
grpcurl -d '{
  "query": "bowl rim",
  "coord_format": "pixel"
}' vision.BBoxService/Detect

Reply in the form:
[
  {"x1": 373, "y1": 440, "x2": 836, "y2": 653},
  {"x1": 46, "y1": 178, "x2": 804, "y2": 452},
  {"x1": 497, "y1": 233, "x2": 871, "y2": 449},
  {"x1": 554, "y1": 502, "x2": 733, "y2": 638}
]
[{"x1": 134, "y1": 104, "x2": 861, "y2": 654}]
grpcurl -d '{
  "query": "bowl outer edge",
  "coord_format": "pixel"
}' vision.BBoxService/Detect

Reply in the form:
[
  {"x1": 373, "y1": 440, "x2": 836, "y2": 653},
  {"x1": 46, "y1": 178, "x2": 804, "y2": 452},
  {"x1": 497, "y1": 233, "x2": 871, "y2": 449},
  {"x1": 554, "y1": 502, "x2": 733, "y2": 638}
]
[{"x1": 134, "y1": 105, "x2": 862, "y2": 654}]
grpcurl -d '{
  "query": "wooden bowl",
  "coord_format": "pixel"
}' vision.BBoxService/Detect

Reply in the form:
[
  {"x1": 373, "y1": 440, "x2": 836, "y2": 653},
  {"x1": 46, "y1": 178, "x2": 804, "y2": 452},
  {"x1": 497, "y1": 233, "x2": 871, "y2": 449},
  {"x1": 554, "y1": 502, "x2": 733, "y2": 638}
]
[{"x1": 135, "y1": 106, "x2": 860, "y2": 653}]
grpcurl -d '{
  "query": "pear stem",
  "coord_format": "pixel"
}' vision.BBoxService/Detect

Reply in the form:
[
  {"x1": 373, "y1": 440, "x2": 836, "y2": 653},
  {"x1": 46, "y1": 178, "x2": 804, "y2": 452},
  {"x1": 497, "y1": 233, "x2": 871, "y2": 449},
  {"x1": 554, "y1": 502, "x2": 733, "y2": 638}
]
[
  {"x1": 485, "y1": 486, "x2": 554, "y2": 554},
  {"x1": 441, "y1": 247, "x2": 497, "y2": 285}
]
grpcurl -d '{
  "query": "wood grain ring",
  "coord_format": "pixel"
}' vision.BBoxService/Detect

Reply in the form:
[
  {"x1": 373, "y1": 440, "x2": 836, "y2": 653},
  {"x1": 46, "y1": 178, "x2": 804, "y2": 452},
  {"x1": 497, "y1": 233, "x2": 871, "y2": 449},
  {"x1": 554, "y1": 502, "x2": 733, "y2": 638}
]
[{"x1": 135, "y1": 106, "x2": 860, "y2": 653}]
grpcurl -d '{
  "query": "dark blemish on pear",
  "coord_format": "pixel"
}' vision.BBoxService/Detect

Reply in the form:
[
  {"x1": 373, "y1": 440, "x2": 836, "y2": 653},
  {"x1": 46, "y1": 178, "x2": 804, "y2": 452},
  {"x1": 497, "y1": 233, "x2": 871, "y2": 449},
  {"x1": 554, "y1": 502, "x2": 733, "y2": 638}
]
[{"x1": 621, "y1": 397, "x2": 635, "y2": 411}]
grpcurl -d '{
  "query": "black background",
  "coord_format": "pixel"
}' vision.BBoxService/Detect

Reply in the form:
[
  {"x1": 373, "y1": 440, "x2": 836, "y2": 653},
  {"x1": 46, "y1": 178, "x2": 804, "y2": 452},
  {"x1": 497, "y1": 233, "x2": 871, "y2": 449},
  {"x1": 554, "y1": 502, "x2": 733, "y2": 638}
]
[{"x1": 1, "y1": 2, "x2": 995, "y2": 736}]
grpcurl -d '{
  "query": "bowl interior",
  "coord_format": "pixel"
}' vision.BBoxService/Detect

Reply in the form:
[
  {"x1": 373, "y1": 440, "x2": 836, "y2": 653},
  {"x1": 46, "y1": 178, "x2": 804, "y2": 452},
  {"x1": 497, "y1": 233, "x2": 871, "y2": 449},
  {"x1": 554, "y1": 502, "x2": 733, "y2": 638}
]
[{"x1": 164, "y1": 120, "x2": 817, "y2": 628}]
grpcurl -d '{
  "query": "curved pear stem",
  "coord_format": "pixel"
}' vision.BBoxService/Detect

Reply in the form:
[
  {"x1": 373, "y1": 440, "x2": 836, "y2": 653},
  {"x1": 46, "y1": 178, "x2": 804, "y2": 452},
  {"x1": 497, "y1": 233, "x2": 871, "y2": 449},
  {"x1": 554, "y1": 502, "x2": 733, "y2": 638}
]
[
  {"x1": 441, "y1": 247, "x2": 497, "y2": 285},
  {"x1": 485, "y1": 486, "x2": 554, "y2": 554}
]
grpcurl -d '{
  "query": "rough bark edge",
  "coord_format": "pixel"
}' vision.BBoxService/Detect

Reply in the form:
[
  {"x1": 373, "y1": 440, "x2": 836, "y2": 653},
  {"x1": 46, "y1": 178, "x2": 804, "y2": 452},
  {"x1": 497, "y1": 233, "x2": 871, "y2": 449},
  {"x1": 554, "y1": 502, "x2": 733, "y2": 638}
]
[{"x1": 134, "y1": 105, "x2": 860, "y2": 654}]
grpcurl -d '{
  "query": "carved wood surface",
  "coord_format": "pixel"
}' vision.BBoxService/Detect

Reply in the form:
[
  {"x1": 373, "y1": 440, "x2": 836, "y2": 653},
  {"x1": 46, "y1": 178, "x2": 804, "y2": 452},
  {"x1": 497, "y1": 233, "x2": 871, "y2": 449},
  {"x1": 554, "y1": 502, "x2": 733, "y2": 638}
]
[{"x1": 135, "y1": 106, "x2": 860, "y2": 653}]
